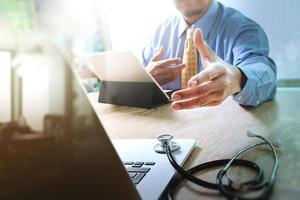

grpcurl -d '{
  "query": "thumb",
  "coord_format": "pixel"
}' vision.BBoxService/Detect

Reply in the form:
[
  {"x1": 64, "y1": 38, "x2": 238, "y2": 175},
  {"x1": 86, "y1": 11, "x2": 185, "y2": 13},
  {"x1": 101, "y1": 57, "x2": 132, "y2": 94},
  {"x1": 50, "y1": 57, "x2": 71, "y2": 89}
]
[
  {"x1": 194, "y1": 28, "x2": 216, "y2": 65},
  {"x1": 150, "y1": 46, "x2": 164, "y2": 62}
]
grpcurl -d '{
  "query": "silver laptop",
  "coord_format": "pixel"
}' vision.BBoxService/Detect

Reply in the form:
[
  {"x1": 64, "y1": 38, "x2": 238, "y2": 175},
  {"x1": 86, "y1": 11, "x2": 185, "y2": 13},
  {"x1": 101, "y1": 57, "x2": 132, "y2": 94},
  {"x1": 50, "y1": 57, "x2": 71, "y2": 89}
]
[{"x1": 0, "y1": 49, "x2": 195, "y2": 200}]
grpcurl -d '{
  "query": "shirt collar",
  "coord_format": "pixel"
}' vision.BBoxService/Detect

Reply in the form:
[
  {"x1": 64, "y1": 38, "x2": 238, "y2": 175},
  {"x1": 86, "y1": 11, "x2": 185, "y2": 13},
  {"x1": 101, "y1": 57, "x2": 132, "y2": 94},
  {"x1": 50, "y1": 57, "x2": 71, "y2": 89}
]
[{"x1": 177, "y1": 0, "x2": 219, "y2": 39}]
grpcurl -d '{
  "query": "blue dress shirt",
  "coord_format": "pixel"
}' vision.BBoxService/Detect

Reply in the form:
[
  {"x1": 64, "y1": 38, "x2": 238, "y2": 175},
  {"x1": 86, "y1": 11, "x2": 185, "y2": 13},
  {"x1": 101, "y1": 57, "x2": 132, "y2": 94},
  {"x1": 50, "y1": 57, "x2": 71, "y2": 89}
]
[{"x1": 141, "y1": 0, "x2": 277, "y2": 106}]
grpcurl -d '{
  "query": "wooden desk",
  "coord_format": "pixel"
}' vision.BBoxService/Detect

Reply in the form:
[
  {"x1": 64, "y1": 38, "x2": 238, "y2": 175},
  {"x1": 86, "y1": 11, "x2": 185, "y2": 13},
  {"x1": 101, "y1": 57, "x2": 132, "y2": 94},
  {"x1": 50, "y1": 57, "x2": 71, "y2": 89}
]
[{"x1": 88, "y1": 88, "x2": 300, "y2": 200}]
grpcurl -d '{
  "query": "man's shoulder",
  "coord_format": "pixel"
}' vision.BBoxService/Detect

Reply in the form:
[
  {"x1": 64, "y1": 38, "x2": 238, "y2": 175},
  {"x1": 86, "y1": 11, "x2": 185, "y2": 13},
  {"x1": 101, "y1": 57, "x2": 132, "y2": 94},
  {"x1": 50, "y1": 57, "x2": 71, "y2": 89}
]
[{"x1": 218, "y1": 2, "x2": 261, "y2": 31}]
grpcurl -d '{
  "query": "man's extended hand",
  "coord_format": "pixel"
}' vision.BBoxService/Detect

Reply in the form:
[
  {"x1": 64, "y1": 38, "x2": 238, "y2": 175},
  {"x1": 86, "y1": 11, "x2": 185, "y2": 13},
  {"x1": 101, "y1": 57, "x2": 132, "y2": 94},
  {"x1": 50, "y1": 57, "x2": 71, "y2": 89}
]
[
  {"x1": 171, "y1": 28, "x2": 244, "y2": 110},
  {"x1": 146, "y1": 47, "x2": 185, "y2": 86}
]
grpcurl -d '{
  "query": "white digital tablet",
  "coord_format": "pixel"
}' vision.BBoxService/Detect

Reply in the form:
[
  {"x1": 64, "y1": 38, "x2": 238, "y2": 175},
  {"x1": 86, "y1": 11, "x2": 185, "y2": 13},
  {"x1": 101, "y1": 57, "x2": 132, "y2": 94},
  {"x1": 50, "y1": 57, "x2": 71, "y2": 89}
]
[{"x1": 82, "y1": 51, "x2": 172, "y2": 108}]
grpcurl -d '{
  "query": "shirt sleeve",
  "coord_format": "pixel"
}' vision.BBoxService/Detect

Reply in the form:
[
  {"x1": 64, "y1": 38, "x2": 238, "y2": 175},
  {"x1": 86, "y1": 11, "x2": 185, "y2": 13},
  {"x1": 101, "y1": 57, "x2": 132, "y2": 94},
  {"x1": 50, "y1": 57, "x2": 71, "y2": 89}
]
[
  {"x1": 141, "y1": 21, "x2": 167, "y2": 67},
  {"x1": 141, "y1": 43, "x2": 154, "y2": 67},
  {"x1": 231, "y1": 25, "x2": 277, "y2": 106}
]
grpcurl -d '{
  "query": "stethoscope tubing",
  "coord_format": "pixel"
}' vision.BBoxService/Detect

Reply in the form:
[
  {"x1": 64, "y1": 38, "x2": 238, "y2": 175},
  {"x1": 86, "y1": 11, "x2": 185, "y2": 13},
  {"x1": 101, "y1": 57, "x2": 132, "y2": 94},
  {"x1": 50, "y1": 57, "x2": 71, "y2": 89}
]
[
  {"x1": 217, "y1": 134, "x2": 279, "y2": 200},
  {"x1": 163, "y1": 134, "x2": 278, "y2": 200}
]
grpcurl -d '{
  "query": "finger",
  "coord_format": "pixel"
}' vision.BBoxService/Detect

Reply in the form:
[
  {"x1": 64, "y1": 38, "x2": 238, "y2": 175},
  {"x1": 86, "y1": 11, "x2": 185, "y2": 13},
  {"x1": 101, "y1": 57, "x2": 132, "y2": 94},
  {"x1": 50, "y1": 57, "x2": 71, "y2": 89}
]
[
  {"x1": 150, "y1": 46, "x2": 164, "y2": 62},
  {"x1": 205, "y1": 100, "x2": 223, "y2": 106},
  {"x1": 188, "y1": 64, "x2": 226, "y2": 88},
  {"x1": 194, "y1": 28, "x2": 216, "y2": 64},
  {"x1": 157, "y1": 58, "x2": 181, "y2": 68},
  {"x1": 172, "y1": 76, "x2": 226, "y2": 101},
  {"x1": 172, "y1": 83, "x2": 211, "y2": 101},
  {"x1": 171, "y1": 63, "x2": 185, "y2": 76},
  {"x1": 171, "y1": 91, "x2": 223, "y2": 110},
  {"x1": 157, "y1": 64, "x2": 185, "y2": 81}
]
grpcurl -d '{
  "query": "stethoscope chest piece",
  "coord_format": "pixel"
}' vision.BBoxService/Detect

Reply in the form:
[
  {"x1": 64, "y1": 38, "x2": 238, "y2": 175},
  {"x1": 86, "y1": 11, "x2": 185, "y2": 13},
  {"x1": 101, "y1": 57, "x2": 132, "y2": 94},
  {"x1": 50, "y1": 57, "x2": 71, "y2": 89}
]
[{"x1": 154, "y1": 134, "x2": 180, "y2": 154}]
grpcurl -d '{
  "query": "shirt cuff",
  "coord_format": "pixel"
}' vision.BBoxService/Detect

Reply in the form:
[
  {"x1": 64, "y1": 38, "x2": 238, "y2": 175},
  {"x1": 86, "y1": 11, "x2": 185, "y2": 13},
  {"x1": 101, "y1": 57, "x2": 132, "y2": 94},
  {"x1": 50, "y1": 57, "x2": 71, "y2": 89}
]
[{"x1": 232, "y1": 67, "x2": 257, "y2": 105}]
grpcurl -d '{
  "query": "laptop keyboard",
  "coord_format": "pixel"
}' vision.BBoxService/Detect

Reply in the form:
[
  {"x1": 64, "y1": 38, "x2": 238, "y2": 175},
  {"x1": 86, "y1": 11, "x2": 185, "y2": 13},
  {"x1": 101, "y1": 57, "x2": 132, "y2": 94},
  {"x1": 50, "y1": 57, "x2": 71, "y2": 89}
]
[{"x1": 123, "y1": 161, "x2": 155, "y2": 184}]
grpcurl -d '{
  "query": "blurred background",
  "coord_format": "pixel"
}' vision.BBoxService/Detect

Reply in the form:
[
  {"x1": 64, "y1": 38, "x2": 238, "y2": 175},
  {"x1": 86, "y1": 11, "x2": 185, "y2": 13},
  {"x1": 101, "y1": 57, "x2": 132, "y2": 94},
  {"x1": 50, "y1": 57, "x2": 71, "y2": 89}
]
[{"x1": 0, "y1": 0, "x2": 299, "y2": 127}]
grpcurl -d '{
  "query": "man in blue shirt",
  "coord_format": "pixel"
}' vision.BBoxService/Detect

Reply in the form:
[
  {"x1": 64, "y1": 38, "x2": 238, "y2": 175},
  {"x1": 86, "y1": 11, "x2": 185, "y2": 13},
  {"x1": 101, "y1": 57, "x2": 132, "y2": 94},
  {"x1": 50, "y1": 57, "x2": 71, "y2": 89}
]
[{"x1": 142, "y1": 0, "x2": 276, "y2": 110}]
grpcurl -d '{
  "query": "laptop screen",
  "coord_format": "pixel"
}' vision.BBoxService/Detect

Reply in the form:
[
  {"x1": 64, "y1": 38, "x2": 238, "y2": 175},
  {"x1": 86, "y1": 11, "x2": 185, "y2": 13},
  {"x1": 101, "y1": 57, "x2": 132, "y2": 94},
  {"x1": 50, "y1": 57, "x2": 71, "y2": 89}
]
[{"x1": 0, "y1": 46, "x2": 138, "y2": 199}]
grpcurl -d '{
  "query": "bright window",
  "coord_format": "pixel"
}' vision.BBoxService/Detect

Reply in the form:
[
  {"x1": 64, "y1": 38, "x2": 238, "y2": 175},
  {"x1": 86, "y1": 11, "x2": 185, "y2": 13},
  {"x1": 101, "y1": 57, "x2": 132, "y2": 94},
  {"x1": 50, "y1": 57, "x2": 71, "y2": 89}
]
[{"x1": 101, "y1": 0, "x2": 177, "y2": 57}]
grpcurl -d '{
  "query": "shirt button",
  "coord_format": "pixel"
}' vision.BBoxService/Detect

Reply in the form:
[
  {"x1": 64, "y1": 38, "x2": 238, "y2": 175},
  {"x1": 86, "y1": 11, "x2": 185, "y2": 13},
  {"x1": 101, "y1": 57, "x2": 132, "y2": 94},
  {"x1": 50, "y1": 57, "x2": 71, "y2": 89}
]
[
  {"x1": 237, "y1": 96, "x2": 243, "y2": 101},
  {"x1": 256, "y1": 100, "x2": 260, "y2": 105}
]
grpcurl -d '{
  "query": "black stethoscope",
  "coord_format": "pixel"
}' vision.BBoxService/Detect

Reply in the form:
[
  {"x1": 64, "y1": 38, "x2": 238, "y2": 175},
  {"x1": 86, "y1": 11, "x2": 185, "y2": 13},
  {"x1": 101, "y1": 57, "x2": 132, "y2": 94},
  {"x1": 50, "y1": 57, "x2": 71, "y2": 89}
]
[{"x1": 154, "y1": 131, "x2": 279, "y2": 200}]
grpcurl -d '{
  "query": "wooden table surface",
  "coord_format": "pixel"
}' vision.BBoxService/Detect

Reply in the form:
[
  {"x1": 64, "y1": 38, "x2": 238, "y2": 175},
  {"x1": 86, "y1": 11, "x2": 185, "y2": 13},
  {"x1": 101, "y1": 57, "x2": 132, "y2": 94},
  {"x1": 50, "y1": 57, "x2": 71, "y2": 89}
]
[{"x1": 88, "y1": 88, "x2": 300, "y2": 200}]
